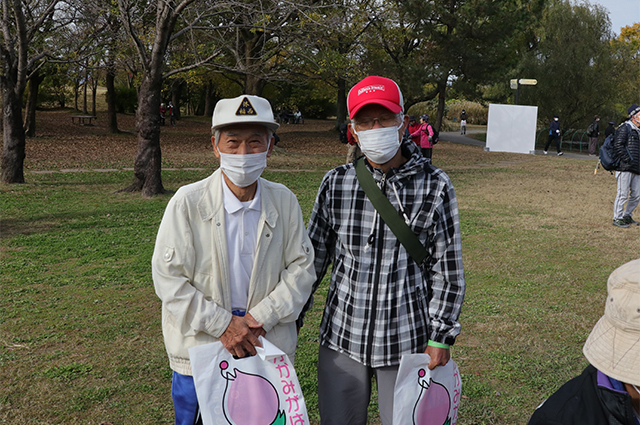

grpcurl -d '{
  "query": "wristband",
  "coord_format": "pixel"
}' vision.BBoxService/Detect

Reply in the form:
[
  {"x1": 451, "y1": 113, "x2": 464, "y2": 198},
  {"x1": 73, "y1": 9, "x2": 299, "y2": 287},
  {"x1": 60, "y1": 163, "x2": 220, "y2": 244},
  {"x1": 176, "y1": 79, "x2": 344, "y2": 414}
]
[{"x1": 427, "y1": 340, "x2": 449, "y2": 349}]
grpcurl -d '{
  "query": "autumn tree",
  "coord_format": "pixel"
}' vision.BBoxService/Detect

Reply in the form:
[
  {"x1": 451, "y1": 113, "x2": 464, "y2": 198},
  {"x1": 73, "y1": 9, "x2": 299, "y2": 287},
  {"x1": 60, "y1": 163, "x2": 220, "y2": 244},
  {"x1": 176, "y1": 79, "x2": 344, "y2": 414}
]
[
  {"x1": 611, "y1": 23, "x2": 640, "y2": 117},
  {"x1": 116, "y1": 0, "x2": 219, "y2": 196},
  {"x1": 368, "y1": 0, "x2": 546, "y2": 130},
  {"x1": 519, "y1": 0, "x2": 616, "y2": 128},
  {"x1": 1, "y1": 0, "x2": 68, "y2": 183}
]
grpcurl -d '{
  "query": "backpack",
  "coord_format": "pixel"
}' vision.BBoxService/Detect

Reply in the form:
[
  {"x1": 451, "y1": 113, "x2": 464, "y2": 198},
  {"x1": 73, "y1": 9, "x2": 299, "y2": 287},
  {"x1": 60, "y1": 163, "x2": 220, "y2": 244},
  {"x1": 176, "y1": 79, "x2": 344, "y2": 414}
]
[
  {"x1": 431, "y1": 127, "x2": 439, "y2": 145},
  {"x1": 587, "y1": 121, "x2": 596, "y2": 137},
  {"x1": 598, "y1": 133, "x2": 618, "y2": 171},
  {"x1": 339, "y1": 123, "x2": 349, "y2": 144},
  {"x1": 423, "y1": 124, "x2": 439, "y2": 145}
]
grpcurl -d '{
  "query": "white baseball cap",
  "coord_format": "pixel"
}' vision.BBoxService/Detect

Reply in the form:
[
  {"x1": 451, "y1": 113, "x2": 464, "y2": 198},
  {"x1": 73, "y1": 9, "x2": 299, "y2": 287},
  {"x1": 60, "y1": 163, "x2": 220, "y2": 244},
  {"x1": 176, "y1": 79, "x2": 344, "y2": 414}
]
[{"x1": 211, "y1": 95, "x2": 279, "y2": 131}]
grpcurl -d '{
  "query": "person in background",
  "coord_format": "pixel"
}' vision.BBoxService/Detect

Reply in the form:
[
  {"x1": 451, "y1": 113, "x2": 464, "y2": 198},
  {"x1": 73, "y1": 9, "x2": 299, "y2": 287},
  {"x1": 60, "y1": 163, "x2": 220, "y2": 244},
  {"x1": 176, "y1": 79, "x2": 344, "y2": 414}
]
[
  {"x1": 303, "y1": 75, "x2": 465, "y2": 425},
  {"x1": 528, "y1": 258, "x2": 640, "y2": 425},
  {"x1": 611, "y1": 104, "x2": 640, "y2": 228},
  {"x1": 168, "y1": 101, "x2": 176, "y2": 126},
  {"x1": 460, "y1": 109, "x2": 468, "y2": 135},
  {"x1": 544, "y1": 115, "x2": 563, "y2": 156},
  {"x1": 411, "y1": 114, "x2": 435, "y2": 161},
  {"x1": 160, "y1": 103, "x2": 166, "y2": 126},
  {"x1": 605, "y1": 121, "x2": 616, "y2": 138},
  {"x1": 588, "y1": 115, "x2": 600, "y2": 156},
  {"x1": 406, "y1": 115, "x2": 420, "y2": 145},
  {"x1": 152, "y1": 94, "x2": 316, "y2": 425}
]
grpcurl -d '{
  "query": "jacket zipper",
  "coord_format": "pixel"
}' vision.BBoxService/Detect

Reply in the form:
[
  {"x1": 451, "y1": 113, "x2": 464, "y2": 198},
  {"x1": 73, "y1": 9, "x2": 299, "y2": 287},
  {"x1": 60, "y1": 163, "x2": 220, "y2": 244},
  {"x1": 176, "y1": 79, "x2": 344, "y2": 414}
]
[{"x1": 365, "y1": 172, "x2": 386, "y2": 365}]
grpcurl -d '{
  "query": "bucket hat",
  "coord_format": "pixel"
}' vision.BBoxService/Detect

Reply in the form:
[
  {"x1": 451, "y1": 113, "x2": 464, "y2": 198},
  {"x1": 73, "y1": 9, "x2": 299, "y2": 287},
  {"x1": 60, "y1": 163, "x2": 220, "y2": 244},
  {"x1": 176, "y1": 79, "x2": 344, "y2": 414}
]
[{"x1": 583, "y1": 259, "x2": 640, "y2": 386}]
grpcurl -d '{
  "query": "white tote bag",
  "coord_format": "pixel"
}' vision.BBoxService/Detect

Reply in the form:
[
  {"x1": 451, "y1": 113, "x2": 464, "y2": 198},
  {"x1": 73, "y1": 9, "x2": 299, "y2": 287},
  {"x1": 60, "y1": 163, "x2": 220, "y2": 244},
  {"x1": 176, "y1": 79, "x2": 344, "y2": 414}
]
[
  {"x1": 189, "y1": 337, "x2": 309, "y2": 425},
  {"x1": 392, "y1": 354, "x2": 462, "y2": 425}
]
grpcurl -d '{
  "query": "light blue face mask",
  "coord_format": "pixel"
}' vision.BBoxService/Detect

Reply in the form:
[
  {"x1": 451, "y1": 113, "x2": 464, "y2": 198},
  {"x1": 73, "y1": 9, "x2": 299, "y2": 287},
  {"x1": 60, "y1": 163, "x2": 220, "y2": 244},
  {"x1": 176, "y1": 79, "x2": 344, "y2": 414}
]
[{"x1": 353, "y1": 125, "x2": 401, "y2": 165}]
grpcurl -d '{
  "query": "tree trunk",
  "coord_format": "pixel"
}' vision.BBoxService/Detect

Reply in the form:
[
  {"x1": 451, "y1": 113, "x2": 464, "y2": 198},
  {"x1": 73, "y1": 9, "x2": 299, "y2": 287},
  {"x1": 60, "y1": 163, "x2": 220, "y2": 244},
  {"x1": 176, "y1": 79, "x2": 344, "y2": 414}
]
[
  {"x1": 245, "y1": 74, "x2": 264, "y2": 96},
  {"x1": 119, "y1": 74, "x2": 165, "y2": 197},
  {"x1": 24, "y1": 70, "x2": 44, "y2": 137},
  {"x1": 83, "y1": 71, "x2": 88, "y2": 115},
  {"x1": 106, "y1": 66, "x2": 119, "y2": 133},
  {"x1": 91, "y1": 75, "x2": 98, "y2": 117},
  {"x1": 336, "y1": 77, "x2": 347, "y2": 130},
  {"x1": 171, "y1": 79, "x2": 184, "y2": 121},
  {"x1": 1, "y1": 84, "x2": 26, "y2": 184},
  {"x1": 204, "y1": 79, "x2": 216, "y2": 117},
  {"x1": 74, "y1": 79, "x2": 79, "y2": 110},
  {"x1": 435, "y1": 79, "x2": 447, "y2": 131}
]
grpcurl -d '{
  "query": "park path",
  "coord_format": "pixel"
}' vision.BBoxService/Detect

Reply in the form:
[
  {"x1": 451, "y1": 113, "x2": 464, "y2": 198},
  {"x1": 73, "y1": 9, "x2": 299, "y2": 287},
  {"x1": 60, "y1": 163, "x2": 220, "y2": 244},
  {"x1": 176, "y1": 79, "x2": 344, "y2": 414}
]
[{"x1": 440, "y1": 128, "x2": 595, "y2": 160}]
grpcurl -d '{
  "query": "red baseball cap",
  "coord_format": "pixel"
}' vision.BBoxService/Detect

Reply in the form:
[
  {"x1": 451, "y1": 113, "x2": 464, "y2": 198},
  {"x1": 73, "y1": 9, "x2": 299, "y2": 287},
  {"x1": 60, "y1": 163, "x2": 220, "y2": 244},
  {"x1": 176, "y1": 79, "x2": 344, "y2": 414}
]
[{"x1": 347, "y1": 76, "x2": 404, "y2": 119}]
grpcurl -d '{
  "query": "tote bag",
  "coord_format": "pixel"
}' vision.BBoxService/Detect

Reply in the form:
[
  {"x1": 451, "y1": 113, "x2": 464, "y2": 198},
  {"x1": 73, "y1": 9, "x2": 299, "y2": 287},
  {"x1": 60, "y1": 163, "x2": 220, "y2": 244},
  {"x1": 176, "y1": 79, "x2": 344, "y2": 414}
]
[
  {"x1": 393, "y1": 354, "x2": 462, "y2": 425},
  {"x1": 189, "y1": 337, "x2": 309, "y2": 425}
]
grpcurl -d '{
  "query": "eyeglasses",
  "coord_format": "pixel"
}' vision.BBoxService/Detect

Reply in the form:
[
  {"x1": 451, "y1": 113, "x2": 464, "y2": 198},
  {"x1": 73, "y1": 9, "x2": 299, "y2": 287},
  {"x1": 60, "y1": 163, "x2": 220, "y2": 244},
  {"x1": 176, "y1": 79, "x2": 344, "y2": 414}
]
[{"x1": 353, "y1": 115, "x2": 401, "y2": 131}]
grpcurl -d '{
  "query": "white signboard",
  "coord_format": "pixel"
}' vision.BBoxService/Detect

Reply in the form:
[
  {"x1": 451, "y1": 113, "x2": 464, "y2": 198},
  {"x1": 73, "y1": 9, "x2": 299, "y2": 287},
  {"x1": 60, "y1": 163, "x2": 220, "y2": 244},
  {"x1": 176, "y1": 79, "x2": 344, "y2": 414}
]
[{"x1": 485, "y1": 104, "x2": 538, "y2": 154}]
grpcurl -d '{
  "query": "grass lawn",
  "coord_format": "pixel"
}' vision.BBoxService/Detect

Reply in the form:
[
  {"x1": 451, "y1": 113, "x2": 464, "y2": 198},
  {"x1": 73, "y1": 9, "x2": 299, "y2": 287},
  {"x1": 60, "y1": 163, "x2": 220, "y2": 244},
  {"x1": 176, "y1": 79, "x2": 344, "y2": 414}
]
[{"x1": 1, "y1": 110, "x2": 639, "y2": 424}]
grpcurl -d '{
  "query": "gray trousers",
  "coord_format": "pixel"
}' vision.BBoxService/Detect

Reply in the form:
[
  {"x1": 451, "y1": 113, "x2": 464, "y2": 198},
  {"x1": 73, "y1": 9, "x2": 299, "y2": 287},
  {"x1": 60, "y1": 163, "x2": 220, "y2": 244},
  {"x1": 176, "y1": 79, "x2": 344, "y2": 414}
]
[
  {"x1": 318, "y1": 345, "x2": 399, "y2": 425},
  {"x1": 614, "y1": 171, "x2": 640, "y2": 220}
]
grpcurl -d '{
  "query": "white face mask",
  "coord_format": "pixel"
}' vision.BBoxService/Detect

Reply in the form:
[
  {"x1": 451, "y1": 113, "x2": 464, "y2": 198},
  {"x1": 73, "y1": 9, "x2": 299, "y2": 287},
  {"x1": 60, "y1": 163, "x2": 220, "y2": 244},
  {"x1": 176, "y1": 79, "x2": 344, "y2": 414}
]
[
  {"x1": 353, "y1": 125, "x2": 401, "y2": 164},
  {"x1": 219, "y1": 150, "x2": 267, "y2": 188}
]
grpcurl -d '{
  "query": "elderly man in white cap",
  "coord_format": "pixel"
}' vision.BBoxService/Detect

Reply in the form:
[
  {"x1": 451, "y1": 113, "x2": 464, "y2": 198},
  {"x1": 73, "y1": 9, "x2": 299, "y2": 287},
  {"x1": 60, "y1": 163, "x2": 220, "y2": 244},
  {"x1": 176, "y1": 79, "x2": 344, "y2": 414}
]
[
  {"x1": 528, "y1": 258, "x2": 640, "y2": 425},
  {"x1": 152, "y1": 95, "x2": 316, "y2": 425}
]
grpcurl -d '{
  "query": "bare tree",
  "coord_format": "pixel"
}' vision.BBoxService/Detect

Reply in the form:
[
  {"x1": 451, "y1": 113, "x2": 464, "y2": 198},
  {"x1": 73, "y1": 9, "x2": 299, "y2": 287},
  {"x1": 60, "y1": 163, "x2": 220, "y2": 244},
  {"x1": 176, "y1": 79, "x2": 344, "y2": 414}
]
[
  {"x1": 1, "y1": 0, "x2": 63, "y2": 183},
  {"x1": 117, "y1": 0, "x2": 220, "y2": 196},
  {"x1": 205, "y1": 1, "x2": 326, "y2": 96}
]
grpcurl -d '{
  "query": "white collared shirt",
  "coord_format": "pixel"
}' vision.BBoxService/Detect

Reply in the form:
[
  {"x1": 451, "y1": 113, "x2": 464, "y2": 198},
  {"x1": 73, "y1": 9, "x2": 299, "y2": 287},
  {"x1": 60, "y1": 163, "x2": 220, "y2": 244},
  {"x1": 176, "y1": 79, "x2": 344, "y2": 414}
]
[{"x1": 221, "y1": 178, "x2": 261, "y2": 311}]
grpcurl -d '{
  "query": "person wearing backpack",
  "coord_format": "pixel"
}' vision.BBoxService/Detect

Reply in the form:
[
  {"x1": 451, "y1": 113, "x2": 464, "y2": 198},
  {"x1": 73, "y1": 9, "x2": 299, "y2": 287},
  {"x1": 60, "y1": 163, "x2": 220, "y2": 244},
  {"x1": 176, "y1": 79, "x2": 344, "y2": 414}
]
[
  {"x1": 410, "y1": 114, "x2": 435, "y2": 160},
  {"x1": 587, "y1": 115, "x2": 600, "y2": 156},
  {"x1": 611, "y1": 104, "x2": 640, "y2": 228}
]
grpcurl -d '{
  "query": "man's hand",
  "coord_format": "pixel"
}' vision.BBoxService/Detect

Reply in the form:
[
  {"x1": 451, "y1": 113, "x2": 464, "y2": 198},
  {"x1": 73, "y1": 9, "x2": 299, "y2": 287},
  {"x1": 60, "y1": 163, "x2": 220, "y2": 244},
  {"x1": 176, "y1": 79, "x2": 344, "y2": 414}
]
[
  {"x1": 425, "y1": 345, "x2": 450, "y2": 370},
  {"x1": 220, "y1": 313, "x2": 265, "y2": 358}
]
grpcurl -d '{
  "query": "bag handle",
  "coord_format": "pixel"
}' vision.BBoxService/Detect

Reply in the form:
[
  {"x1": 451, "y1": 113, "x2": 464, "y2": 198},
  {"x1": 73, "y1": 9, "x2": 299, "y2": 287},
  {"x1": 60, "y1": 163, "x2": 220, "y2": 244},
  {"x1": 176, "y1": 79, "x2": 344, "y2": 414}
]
[{"x1": 355, "y1": 157, "x2": 429, "y2": 265}]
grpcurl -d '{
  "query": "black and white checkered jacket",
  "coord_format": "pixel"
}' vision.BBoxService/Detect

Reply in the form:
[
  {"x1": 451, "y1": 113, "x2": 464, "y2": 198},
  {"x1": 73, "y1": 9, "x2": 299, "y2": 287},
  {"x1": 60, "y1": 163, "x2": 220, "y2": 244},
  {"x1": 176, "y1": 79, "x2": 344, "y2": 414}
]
[{"x1": 305, "y1": 140, "x2": 465, "y2": 368}]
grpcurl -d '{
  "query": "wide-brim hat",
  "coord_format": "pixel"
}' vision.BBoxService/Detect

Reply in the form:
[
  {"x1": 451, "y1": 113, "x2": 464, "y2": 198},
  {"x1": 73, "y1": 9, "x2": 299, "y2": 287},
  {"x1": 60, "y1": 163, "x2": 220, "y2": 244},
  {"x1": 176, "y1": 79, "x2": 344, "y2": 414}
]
[
  {"x1": 347, "y1": 76, "x2": 404, "y2": 119},
  {"x1": 212, "y1": 95, "x2": 279, "y2": 131},
  {"x1": 583, "y1": 259, "x2": 640, "y2": 386}
]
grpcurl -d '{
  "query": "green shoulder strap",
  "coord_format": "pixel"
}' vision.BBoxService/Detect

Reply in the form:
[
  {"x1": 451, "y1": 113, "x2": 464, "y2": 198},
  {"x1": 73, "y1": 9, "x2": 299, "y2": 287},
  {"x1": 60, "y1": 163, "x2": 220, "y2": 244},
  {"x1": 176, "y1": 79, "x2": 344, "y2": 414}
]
[{"x1": 355, "y1": 157, "x2": 429, "y2": 265}]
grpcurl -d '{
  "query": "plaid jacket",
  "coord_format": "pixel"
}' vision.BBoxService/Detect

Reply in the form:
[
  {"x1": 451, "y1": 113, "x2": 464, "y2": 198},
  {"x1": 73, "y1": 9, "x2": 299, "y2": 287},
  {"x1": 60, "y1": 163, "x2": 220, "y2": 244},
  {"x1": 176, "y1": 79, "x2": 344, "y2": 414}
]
[{"x1": 306, "y1": 140, "x2": 465, "y2": 368}]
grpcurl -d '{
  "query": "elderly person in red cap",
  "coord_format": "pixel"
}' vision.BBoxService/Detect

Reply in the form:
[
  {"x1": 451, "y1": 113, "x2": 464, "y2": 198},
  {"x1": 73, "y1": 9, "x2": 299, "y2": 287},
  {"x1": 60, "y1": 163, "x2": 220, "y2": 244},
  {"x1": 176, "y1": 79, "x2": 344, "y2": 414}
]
[
  {"x1": 529, "y1": 258, "x2": 640, "y2": 425},
  {"x1": 301, "y1": 76, "x2": 465, "y2": 425},
  {"x1": 152, "y1": 95, "x2": 316, "y2": 425}
]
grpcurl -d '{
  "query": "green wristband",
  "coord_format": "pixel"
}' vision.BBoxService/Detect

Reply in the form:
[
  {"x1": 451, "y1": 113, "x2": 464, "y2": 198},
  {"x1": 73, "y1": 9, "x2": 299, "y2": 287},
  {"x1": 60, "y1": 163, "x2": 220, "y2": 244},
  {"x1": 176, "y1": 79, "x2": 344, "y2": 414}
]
[{"x1": 427, "y1": 340, "x2": 450, "y2": 349}]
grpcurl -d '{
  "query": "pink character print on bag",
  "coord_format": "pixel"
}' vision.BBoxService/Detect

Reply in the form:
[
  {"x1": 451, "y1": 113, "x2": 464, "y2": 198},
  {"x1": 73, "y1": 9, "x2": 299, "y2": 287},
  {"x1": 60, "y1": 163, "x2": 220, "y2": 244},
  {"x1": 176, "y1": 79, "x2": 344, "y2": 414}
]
[
  {"x1": 219, "y1": 360, "x2": 286, "y2": 425},
  {"x1": 413, "y1": 368, "x2": 452, "y2": 425}
]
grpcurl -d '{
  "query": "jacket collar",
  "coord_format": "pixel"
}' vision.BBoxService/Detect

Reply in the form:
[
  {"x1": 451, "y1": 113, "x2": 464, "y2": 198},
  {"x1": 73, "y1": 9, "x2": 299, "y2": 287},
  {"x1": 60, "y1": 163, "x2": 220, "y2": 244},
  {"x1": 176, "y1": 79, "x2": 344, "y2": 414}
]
[
  {"x1": 197, "y1": 169, "x2": 278, "y2": 227},
  {"x1": 366, "y1": 138, "x2": 431, "y2": 187}
]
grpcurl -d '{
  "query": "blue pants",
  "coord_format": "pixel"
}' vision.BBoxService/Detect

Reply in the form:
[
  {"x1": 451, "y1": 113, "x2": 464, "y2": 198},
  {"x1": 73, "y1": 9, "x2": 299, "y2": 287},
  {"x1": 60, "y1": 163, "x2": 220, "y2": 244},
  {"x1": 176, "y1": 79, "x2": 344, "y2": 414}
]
[
  {"x1": 172, "y1": 310, "x2": 245, "y2": 425},
  {"x1": 172, "y1": 372, "x2": 202, "y2": 425}
]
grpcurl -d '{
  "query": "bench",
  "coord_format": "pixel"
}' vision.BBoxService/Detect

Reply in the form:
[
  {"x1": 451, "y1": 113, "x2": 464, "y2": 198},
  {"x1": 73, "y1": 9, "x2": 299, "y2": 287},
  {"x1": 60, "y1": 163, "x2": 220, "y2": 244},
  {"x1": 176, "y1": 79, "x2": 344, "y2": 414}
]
[{"x1": 71, "y1": 115, "x2": 97, "y2": 125}]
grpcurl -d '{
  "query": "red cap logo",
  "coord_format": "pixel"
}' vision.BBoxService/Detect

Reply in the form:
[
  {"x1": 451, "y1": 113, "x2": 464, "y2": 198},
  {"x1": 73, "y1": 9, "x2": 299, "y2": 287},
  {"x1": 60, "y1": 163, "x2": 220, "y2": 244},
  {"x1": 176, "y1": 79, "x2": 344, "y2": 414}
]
[{"x1": 347, "y1": 76, "x2": 404, "y2": 119}]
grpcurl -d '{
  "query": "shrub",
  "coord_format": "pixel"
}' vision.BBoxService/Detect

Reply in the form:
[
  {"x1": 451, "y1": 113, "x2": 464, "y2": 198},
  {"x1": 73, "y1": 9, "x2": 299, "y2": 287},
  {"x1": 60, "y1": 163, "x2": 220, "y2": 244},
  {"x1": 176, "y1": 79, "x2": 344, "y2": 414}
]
[
  {"x1": 446, "y1": 100, "x2": 488, "y2": 125},
  {"x1": 112, "y1": 86, "x2": 138, "y2": 114}
]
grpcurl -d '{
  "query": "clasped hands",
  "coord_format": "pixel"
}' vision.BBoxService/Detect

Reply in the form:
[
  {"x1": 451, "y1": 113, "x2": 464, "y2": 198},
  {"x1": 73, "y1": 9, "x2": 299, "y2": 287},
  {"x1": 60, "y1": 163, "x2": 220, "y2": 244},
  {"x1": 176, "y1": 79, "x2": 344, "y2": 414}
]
[{"x1": 219, "y1": 313, "x2": 266, "y2": 358}]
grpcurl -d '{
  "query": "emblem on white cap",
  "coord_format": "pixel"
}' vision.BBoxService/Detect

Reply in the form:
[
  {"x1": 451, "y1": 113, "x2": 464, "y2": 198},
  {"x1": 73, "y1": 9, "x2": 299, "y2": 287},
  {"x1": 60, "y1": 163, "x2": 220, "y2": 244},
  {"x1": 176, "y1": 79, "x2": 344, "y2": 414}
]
[{"x1": 236, "y1": 97, "x2": 257, "y2": 116}]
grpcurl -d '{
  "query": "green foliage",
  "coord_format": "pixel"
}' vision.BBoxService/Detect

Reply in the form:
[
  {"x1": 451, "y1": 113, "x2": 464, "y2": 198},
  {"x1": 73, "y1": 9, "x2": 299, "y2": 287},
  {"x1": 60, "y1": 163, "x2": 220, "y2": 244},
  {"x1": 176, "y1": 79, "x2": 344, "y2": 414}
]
[
  {"x1": 519, "y1": 0, "x2": 617, "y2": 129},
  {"x1": 39, "y1": 64, "x2": 72, "y2": 108},
  {"x1": 445, "y1": 100, "x2": 488, "y2": 125},
  {"x1": 113, "y1": 86, "x2": 138, "y2": 113}
]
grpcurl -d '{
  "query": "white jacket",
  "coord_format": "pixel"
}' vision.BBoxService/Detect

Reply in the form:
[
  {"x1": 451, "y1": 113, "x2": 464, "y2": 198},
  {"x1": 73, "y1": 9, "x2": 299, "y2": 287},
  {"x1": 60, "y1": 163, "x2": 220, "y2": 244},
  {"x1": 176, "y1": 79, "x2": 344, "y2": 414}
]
[{"x1": 152, "y1": 170, "x2": 316, "y2": 375}]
